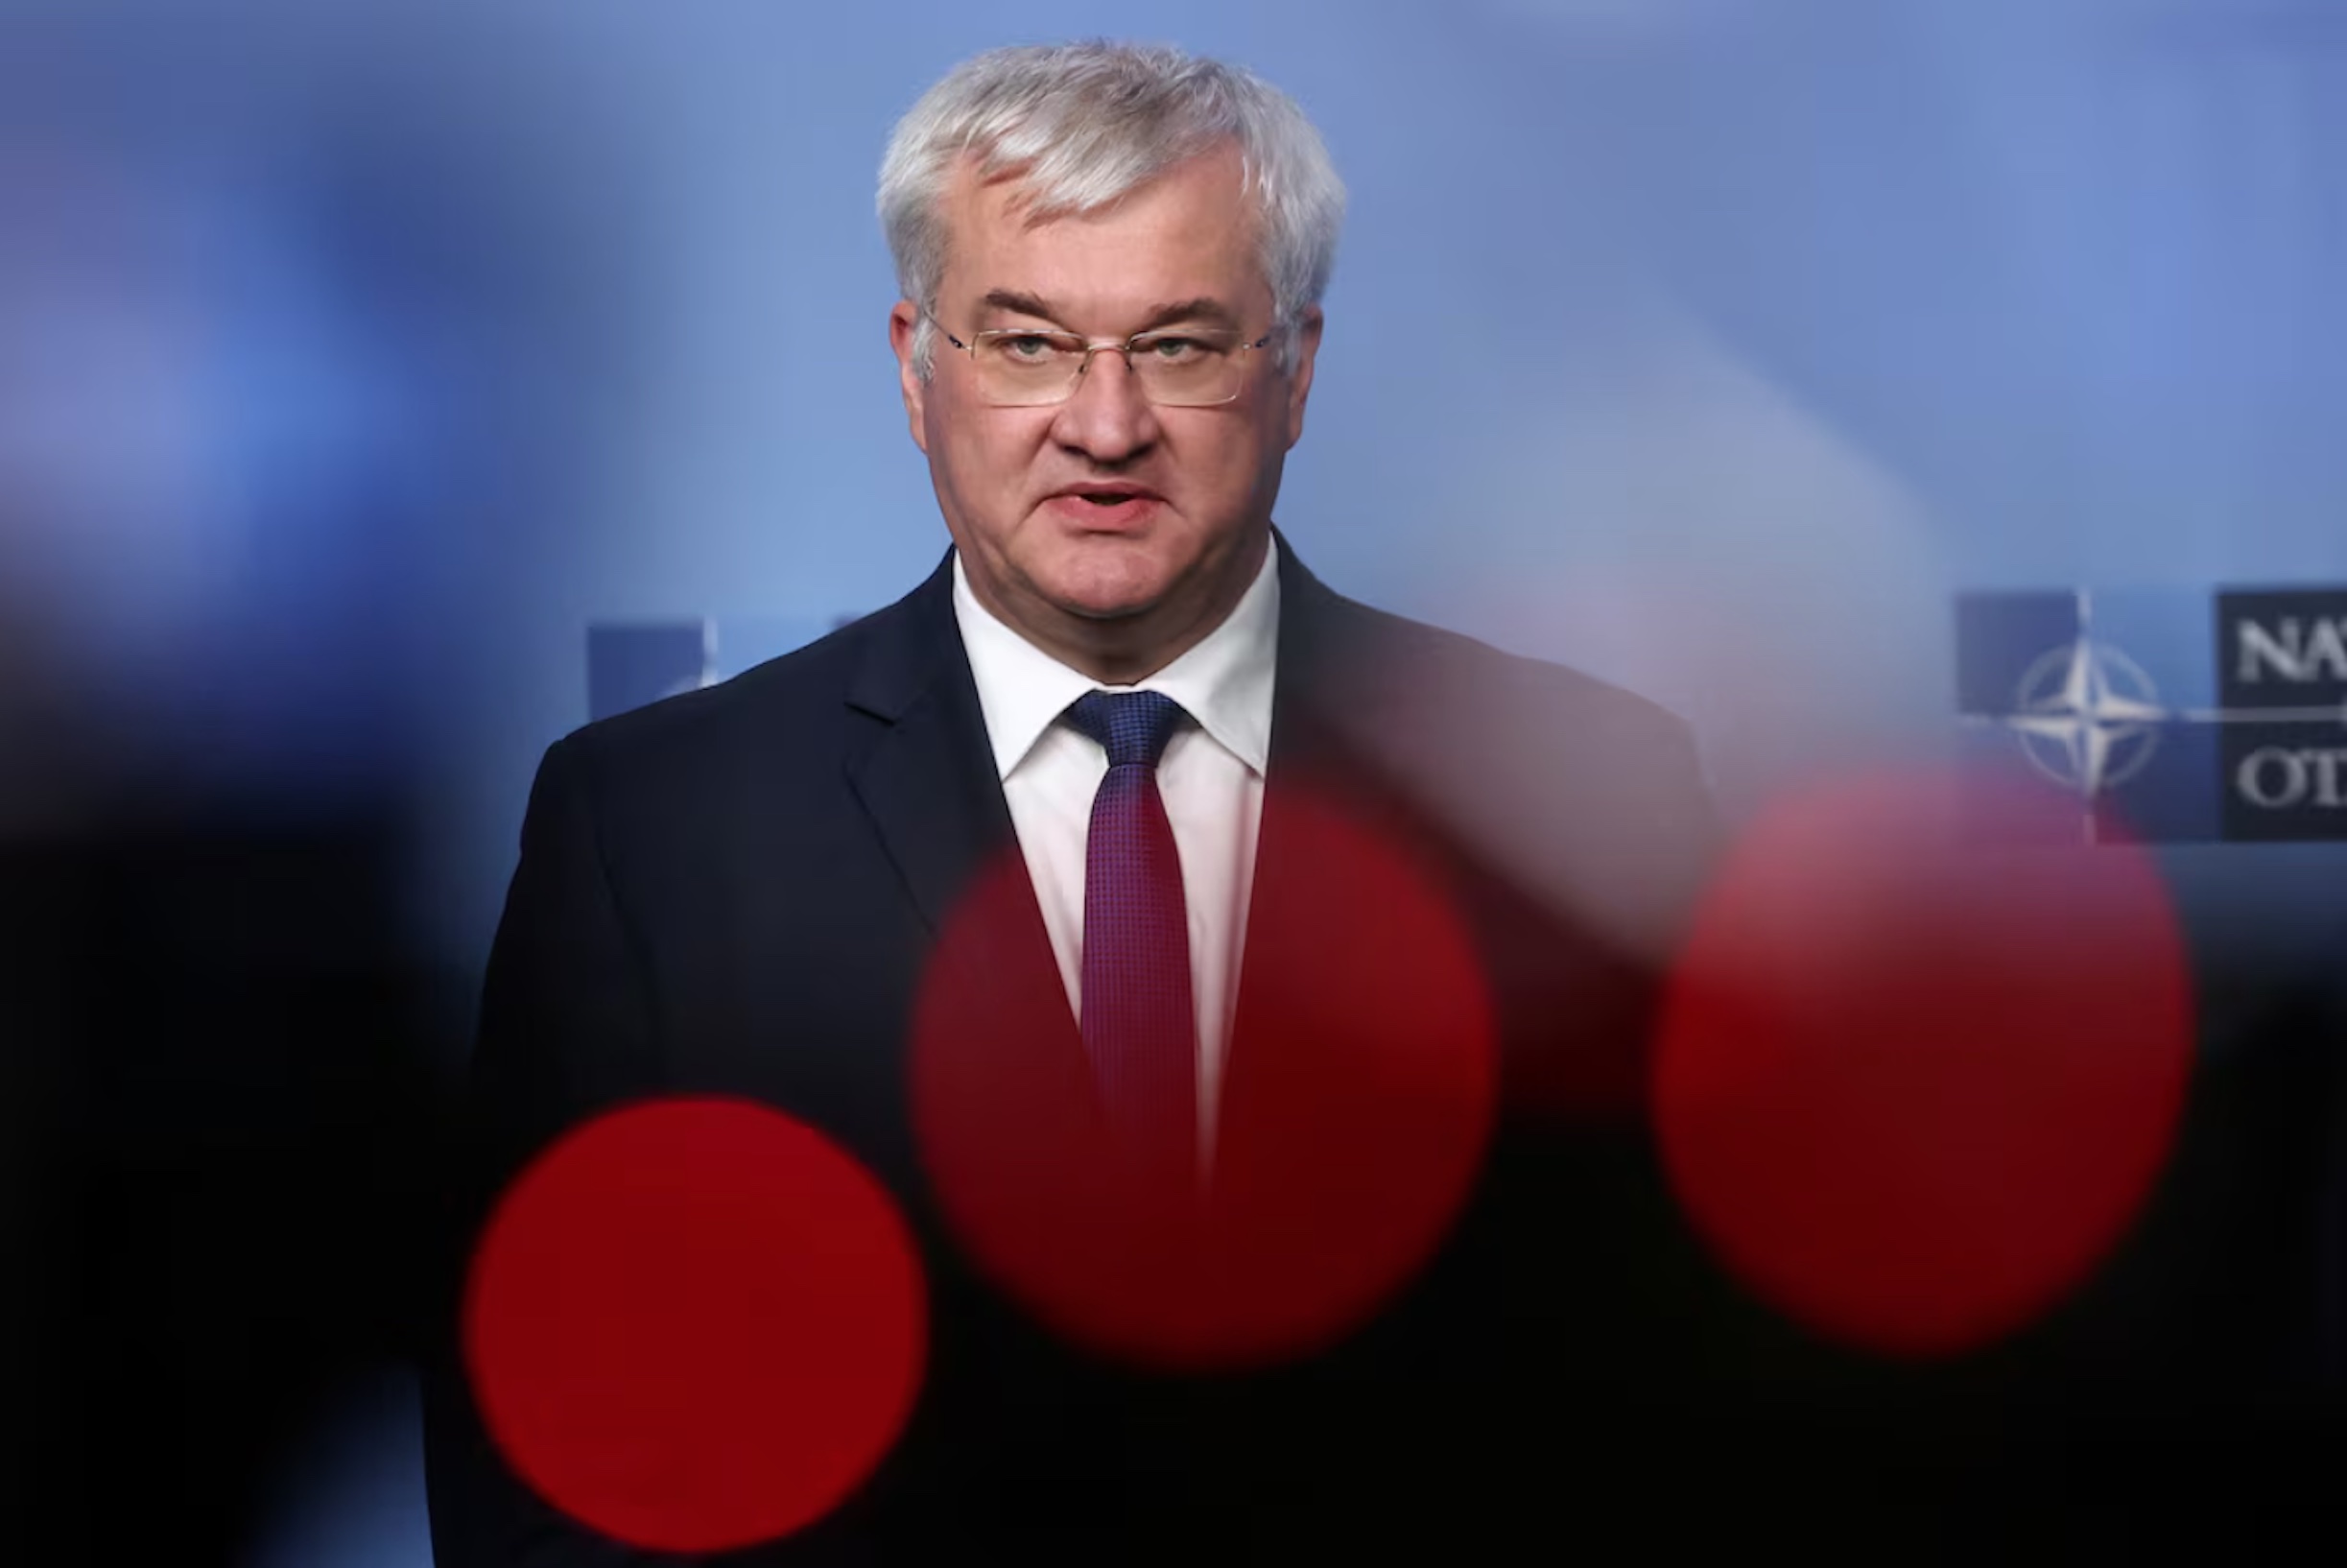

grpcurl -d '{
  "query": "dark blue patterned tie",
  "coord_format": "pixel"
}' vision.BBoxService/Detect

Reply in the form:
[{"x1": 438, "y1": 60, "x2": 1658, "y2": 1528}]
[{"x1": 1064, "y1": 690, "x2": 1198, "y2": 1187}]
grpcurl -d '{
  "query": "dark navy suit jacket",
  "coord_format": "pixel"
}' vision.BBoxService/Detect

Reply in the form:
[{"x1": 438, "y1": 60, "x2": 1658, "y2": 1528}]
[{"x1": 427, "y1": 538, "x2": 1738, "y2": 1565}]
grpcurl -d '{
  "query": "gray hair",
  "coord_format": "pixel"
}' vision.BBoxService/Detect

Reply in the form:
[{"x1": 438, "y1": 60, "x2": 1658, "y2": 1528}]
[{"x1": 878, "y1": 41, "x2": 1345, "y2": 378}]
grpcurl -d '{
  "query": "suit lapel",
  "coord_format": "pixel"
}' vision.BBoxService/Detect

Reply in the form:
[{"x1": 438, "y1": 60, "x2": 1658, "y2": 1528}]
[
  {"x1": 842, "y1": 554, "x2": 1024, "y2": 937},
  {"x1": 1228, "y1": 537, "x2": 1399, "y2": 1079},
  {"x1": 1263, "y1": 535, "x2": 1376, "y2": 792}
]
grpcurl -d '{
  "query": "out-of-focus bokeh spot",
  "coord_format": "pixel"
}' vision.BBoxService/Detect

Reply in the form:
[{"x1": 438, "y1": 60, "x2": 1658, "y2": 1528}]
[
  {"x1": 911, "y1": 785, "x2": 1496, "y2": 1371},
  {"x1": 1653, "y1": 768, "x2": 2194, "y2": 1356},
  {"x1": 462, "y1": 1098, "x2": 926, "y2": 1554}
]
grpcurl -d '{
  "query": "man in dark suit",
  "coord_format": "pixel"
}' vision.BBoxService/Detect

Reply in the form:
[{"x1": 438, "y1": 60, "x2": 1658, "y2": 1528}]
[{"x1": 429, "y1": 39, "x2": 1720, "y2": 1564}]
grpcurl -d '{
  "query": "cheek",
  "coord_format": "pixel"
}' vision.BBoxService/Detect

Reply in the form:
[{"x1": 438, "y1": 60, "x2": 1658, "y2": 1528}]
[
  {"x1": 1263, "y1": 391, "x2": 1297, "y2": 453},
  {"x1": 1176, "y1": 418, "x2": 1275, "y2": 497},
  {"x1": 1223, "y1": 415, "x2": 1287, "y2": 500},
  {"x1": 998, "y1": 413, "x2": 1055, "y2": 460},
  {"x1": 936, "y1": 414, "x2": 1034, "y2": 515}
]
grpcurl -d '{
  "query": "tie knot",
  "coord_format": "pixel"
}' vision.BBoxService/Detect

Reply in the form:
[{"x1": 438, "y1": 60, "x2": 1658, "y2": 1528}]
[{"x1": 1065, "y1": 689, "x2": 1187, "y2": 769}]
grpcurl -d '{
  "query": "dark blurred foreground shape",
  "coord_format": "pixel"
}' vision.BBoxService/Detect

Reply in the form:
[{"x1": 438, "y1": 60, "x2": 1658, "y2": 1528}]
[
  {"x1": 0, "y1": 721, "x2": 450, "y2": 1563},
  {"x1": 0, "y1": 4, "x2": 650, "y2": 1555}
]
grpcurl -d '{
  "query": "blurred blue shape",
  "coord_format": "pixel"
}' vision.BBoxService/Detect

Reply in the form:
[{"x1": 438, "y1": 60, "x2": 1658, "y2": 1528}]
[
  {"x1": 585, "y1": 616, "x2": 847, "y2": 722},
  {"x1": 713, "y1": 614, "x2": 853, "y2": 679},
  {"x1": 587, "y1": 622, "x2": 712, "y2": 722}
]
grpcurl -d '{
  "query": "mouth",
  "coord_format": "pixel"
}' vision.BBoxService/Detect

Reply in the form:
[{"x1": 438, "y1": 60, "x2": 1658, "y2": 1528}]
[
  {"x1": 1045, "y1": 485, "x2": 1164, "y2": 528},
  {"x1": 1054, "y1": 484, "x2": 1162, "y2": 506}
]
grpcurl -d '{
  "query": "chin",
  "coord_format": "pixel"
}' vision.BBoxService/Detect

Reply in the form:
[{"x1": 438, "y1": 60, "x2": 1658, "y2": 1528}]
[
  {"x1": 1032, "y1": 548, "x2": 1177, "y2": 623},
  {"x1": 1051, "y1": 581, "x2": 1166, "y2": 624}
]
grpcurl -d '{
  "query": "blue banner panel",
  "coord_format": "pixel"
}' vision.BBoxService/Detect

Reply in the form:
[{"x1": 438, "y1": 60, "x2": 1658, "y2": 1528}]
[{"x1": 1956, "y1": 586, "x2": 2347, "y2": 843}]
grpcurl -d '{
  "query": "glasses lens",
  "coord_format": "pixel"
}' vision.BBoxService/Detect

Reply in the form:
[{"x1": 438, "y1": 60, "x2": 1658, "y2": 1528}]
[
  {"x1": 1129, "y1": 333, "x2": 1244, "y2": 407},
  {"x1": 968, "y1": 332, "x2": 1078, "y2": 406}
]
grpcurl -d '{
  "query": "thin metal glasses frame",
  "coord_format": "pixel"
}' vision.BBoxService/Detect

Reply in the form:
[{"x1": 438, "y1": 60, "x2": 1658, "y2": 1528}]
[{"x1": 928, "y1": 313, "x2": 1275, "y2": 408}]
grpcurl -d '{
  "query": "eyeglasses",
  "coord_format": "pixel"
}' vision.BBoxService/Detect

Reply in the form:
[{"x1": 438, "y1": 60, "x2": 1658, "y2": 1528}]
[{"x1": 930, "y1": 314, "x2": 1275, "y2": 408}]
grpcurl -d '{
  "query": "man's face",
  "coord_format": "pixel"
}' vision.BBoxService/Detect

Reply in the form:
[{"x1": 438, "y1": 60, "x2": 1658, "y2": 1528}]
[{"x1": 891, "y1": 144, "x2": 1319, "y2": 659}]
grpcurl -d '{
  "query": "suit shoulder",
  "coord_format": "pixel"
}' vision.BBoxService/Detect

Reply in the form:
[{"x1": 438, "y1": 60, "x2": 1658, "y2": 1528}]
[
  {"x1": 544, "y1": 608, "x2": 900, "y2": 812},
  {"x1": 1308, "y1": 587, "x2": 1719, "y2": 955},
  {"x1": 1326, "y1": 595, "x2": 1700, "y2": 761}
]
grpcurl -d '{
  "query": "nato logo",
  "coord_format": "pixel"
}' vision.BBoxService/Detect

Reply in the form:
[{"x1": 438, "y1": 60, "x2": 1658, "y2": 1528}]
[
  {"x1": 587, "y1": 615, "x2": 859, "y2": 723},
  {"x1": 1956, "y1": 587, "x2": 2347, "y2": 843}
]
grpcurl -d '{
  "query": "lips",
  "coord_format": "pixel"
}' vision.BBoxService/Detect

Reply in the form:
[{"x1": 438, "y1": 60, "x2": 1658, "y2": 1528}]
[
  {"x1": 1053, "y1": 484, "x2": 1163, "y2": 506},
  {"x1": 1046, "y1": 484, "x2": 1164, "y2": 529}
]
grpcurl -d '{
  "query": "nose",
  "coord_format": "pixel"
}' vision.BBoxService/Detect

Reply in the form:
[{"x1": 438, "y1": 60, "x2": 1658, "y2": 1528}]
[{"x1": 1048, "y1": 346, "x2": 1161, "y2": 465}]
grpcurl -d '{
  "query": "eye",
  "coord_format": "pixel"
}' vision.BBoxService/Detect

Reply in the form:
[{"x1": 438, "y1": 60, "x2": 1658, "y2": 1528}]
[
  {"x1": 1141, "y1": 336, "x2": 1212, "y2": 362},
  {"x1": 998, "y1": 334, "x2": 1059, "y2": 362}
]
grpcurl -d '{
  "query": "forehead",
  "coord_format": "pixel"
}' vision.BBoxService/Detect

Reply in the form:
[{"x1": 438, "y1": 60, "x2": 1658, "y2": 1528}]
[{"x1": 938, "y1": 144, "x2": 1268, "y2": 323}]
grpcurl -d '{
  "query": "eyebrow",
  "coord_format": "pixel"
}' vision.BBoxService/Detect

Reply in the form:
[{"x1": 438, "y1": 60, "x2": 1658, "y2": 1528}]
[
  {"x1": 978, "y1": 289, "x2": 1063, "y2": 324},
  {"x1": 1134, "y1": 297, "x2": 1243, "y2": 332},
  {"x1": 974, "y1": 290, "x2": 1245, "y2": 335}
]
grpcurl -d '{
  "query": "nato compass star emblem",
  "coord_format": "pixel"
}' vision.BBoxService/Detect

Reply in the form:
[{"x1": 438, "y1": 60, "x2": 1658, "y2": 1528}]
[
  {"x1": 1956, "y1": 585, "x2": 2347, "y2": 843},
  {"x1": 2003, "y1": 632, "x2": 2167, "y2": 799}
]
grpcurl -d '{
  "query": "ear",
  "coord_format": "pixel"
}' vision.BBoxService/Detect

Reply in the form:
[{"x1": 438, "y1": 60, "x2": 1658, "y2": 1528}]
[
  {"x1": 889, "y1": 300, "x2": 931, "y2": 455},
  {"x1": 1284, "y1": 306, "x2": 1324, "y2": 450}
]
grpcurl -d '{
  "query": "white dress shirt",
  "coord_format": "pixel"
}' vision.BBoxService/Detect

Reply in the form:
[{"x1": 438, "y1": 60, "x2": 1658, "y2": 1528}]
[{"x1": 952, "y1": 538, "x2": 1280, "y2": 1163}]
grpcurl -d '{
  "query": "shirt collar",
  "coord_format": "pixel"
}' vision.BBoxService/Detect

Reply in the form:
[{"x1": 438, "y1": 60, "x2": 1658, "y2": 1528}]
[{"x1": 952, "y1": 535, "x2": 1281, "y2": 780}]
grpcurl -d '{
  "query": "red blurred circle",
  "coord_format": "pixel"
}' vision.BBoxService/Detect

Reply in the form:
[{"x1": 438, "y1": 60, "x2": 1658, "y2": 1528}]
[
  {"x1": 911, "y1": 784, "x2": 1497, "y2": 1370},
  {"x1": 463, "y1": 1097, "x2": 926, "y2": 1553},
  {"x1": 1653, "y1": 769, "x2": 2193, "y2": 1357}
]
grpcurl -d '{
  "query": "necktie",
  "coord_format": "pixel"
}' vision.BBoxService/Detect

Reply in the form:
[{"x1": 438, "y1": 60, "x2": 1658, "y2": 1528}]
[{"x1": 1064, "y1": 690, "x2": 1198, "y2": 1188}]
